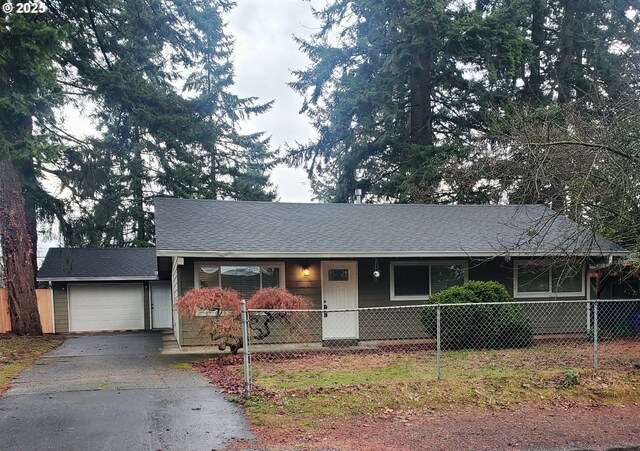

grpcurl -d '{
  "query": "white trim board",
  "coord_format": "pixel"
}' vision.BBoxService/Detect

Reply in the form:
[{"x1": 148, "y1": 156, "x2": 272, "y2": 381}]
[
  {"x1": 38, "y1": 276, "x2": 158, "y2": 282},
  {"x1": 156, "y1": 250, "x2": 629, "y2": 258}
]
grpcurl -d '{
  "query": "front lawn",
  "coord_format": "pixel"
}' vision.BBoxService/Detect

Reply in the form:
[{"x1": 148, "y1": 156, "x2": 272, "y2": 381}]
[
  {"x1": 0, "y1": 334, "x2": 63, "y2": 395},
  {"x1": 196, "y1": 340, "x2": 640, "y2": 429}
]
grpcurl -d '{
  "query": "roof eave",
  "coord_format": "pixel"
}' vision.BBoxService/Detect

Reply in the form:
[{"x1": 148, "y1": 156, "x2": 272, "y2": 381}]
[
  {"x1": 155, "y1": 249, "x2": 630, "y2": 259},
  {"x1": 37, "y1": 275, "x2": 159, "y2": 282}
]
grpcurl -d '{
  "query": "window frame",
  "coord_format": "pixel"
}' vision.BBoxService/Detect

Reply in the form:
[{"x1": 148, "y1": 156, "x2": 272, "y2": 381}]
[
  {"x1": 390, "y1": 260, "x2": 468, "y2": 301},
  {"x1": 513, "y1": 260, "x2": 585, "y2": 298},
  {"x1": 194, "y1": 261, "x2": 286, "y2": 293}
]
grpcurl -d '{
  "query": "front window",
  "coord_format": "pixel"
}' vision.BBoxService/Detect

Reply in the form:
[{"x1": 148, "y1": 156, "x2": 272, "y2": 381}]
[
  {"x1": 195, "y1": 262, "x2": 284, "y2": 299},
  {"x1": 393, "y1": 264, "x2": 429, "y2": 297},
  {"x1": 391, "y1": 261, "x2": 467, "y2": 301},
  {"x1": 515, "y1": 262, "x2": 584, "y2": 297},
  {"x1": 517, "y1": 265, "x2": 550, "y2": 293},
  {"x1": 431, "y1": 264, "x2": 466, "y2": 293},
  {"x1": 552, "y1": 266, "x2": 582, "y2": 293},
  {"x1": 198, "y1": 265, "x2": 220, "y2": 288}
]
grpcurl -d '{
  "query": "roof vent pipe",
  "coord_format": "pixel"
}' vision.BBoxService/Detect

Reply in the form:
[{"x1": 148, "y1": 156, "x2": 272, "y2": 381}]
[{"x1": 354, "y1": 189, "x2": 362, "y2": 204}]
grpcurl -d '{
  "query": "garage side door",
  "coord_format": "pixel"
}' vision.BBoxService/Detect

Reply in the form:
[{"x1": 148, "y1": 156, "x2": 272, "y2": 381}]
[{"x1": 69, "y1": 284, "x2": 145, "y2": 332}]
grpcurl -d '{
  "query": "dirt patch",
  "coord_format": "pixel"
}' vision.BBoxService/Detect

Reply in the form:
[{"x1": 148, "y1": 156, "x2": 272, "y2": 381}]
[
  {"x1": 0, "y1": 334, "x2": 63, "y2": 395},
  {"x1": 231, "y1": 404, "x2": 640, "y2": 450}
]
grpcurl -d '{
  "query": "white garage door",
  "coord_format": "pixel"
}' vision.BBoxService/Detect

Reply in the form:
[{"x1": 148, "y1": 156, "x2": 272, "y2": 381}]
[{"x1": 69, "y1": 284, "x2": 145, "y2": 332}]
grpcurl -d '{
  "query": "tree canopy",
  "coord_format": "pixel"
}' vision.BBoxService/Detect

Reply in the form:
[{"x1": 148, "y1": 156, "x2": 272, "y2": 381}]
[
  {"x1": 44, "y1": 0, "x2": 276, "y2": 247},
  {"x1": 288, "y1": 0, "x2": 639, "y2": 204}
]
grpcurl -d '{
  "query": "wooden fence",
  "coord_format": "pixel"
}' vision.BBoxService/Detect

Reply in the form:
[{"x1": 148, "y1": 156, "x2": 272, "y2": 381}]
[{"x1": 0, "y1": 289, "x2": 54, "y2": 334}]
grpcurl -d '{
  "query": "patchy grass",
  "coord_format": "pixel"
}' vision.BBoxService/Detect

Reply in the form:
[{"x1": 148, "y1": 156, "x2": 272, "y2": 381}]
[
  {"x1": 0, "y1": 334, "x2": 63, "y2": 395},
  {"x1": 196, "y1": 339, "x2": 640, "y2": 429},
  {"x1": 170, "y1": 362, "x2": 193, "y2": 370}
]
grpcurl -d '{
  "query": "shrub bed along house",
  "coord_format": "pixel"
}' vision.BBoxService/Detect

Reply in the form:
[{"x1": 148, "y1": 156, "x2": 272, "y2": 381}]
[
  {"x1": 176, "y1": 287, "x2": 311, "y2": 353},
  {"x1": 421, "y1": 281, "x2": 533, "y2": 350}
]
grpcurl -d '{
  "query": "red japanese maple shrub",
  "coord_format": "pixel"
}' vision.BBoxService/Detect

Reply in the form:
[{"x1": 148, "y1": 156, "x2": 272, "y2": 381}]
[
  {"x1": 176, "y1": 288, "x2": 243, "y2": 353},
  {"x1": 247, "y1": 287, "x2": 312, "y2": 310},
  {"x1": 247, "y1": 288, "x2": 313, "y2": 342},
  {"x1": 176, "y1": 287, "x2": 241, "y2": 317}
]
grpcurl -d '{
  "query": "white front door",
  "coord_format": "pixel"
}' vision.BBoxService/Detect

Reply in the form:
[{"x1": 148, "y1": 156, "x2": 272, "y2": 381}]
[
  {"x1": 321, "y1": 261, "x2": 358, "y2": 340},
  {"x1": 151, "y1": 281, "x2": 172, "y2": 329}
]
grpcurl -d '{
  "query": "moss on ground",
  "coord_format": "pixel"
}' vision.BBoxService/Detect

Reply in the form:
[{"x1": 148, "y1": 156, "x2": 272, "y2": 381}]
[{"x1": 0, "y1": 334, "x2": 63, "y2": 395}]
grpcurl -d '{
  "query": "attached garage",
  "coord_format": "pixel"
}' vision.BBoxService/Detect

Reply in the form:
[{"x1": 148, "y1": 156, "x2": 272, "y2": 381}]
[
  {"x1": 68, "y1": 284, "x2": 145, "y2": 332},
  {"x1": 38, "y1": 248, "x2": 171, "y2": 334}
]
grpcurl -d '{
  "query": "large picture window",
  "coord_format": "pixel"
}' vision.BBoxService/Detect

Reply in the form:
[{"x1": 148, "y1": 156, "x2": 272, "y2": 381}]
[
  {"x1": 390, "y1": 261, "x2": 467, "y2": 301},
  {"x1": 195, "y1": 262, "x2": 284, "y2": 299},
  {"x1": 515, "y1": 262, "x2": 584, "y2": 297}
]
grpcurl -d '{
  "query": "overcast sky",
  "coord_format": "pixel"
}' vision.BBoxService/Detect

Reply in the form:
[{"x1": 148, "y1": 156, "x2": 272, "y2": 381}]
[{"x1": 226, "y1": 0, "x2": 325, "y2": 203}]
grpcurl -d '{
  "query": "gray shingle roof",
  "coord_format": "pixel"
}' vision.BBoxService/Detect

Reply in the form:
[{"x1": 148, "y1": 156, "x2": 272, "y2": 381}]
[
  {"x1": 37, "y1": 248, "x2": 158, "y2": 281},
  {"x1": 154, "y1": 198, "x2": 627, "y2": 257}
]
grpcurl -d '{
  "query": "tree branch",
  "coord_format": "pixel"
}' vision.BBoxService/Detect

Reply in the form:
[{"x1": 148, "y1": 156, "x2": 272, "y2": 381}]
[{"x1": 527, "y1": 140, "x2": 640, "y2": 164}]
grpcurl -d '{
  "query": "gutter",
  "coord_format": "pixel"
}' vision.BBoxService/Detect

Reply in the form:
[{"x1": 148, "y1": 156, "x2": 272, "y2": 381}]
[
  {"x1": 37, "y1": 275, "x2": 159, "y2": 282},
  {"x1": 155, "y1": 250, "x2": 630, "y2": 259}
]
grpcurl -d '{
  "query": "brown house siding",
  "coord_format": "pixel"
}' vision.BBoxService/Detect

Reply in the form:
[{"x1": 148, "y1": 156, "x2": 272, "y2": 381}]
[
  {"x1": 177, "y1": 257, "x2": 589, "y2": 346},
  {"x1": 357, "y1": 258, "x2": 420, "y2": 340},
  {"x1": 178, "y1": 259, "x2": 196, "y2": 345},
  {"x1": 285, "y1": 260, "x2": 321, "y2": 307},
  {"x1": 356, "y1": 258, "x2": 522, "y2": 340}
]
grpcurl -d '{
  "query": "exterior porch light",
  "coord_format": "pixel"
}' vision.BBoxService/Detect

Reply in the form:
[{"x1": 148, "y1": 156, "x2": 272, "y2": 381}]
[{"x1": 302, "y1": 262, "x2": 310, "y2": 277}]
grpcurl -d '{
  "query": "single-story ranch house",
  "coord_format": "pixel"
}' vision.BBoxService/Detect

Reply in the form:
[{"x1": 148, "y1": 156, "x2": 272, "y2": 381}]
[
  {"x1": 154, "y1": 198, "x2": 629, "y2": 346},
  {"x1": 38, "y1": 198, "x2": 634, "y2": 345}
]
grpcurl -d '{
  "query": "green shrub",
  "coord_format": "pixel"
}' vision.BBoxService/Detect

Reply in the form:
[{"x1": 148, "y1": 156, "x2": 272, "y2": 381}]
[
  {"x1": 421, "y1": 281, "x2": 533, "y2": 350},
  {"x1": 560, "y1": 369, "x2": 580, "y2": 388}
]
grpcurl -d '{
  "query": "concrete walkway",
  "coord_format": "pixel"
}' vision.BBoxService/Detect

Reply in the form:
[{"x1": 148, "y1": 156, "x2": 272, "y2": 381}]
[{"x1": 0, "y1": 332, "x2": 253, "y2": 451}]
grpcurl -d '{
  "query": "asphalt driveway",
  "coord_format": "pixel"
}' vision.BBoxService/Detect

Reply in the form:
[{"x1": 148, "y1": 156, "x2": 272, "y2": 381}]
[{"x1": 0, "y1": 332, "x2": 253, "y2": 451}]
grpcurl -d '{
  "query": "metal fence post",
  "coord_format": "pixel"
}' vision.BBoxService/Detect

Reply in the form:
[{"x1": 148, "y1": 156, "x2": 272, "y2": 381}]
[
  {"x1": 436, "y1": 305, "x2": 441, "y2": 380},
  {"x1": 240, "y1": 299, "x2": 251, "y2": 397},
  {"x1": 593, "y1": 299, "x2": 598, "y2": 370}
]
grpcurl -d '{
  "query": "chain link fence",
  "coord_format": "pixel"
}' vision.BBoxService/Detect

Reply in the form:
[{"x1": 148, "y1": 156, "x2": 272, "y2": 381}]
[{"x1": 239, "y1": 299, "x2": 640, "y2": 396}]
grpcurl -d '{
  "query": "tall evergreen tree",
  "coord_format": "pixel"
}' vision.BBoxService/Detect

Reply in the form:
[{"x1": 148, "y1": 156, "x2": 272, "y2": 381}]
[
  {"x1": 0, "y1": 13, "x2": 65, "y2": 334},
  {"x1": 289, "y1": 0, "x2": 639, "y2": 205},
  {"x1": 463, "y1": 0, "x2": 640, "y2": 206},
  {"x1": 1, "y1": 1, "x2": 277, "y2": 332},
  {"x1": 287, "y1": 0, "x2": 519, "y2": 202},
  {"x1": 182, "y1": 2, "x2": 276, "y2": 202},
  {"x1": 39, "y1": 0, "x2": 275, "y2": 246}
]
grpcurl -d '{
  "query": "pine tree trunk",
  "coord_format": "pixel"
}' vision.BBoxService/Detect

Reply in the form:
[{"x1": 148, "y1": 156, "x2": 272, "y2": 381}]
[
  {"x1": 0, "y1": 159, "x2": 43, "y2": 336},
  {"x1": 527, "y1": 0, "x2": 545, "y2": 101},
  {"x1": 408, "y1": 44, "x2": 435, "y2": 203},
  {"x1": 132, "y1": 127, "x2": 146, "y2": 244},
  {"x1": 209, "y1": 144, "x2": 217, "y2": 200},
  {"x1": 18, "y1": 160, "x2": 39, "y2": 279},
  {"x1": 410, "y1": 49, "x2": 434, "y2": 146},
  {"x1": 557, "y1": 0, "x2": 576, "y2": 104},
  {"x1": 547, "y1": 0, "x2": 577, "y2": 212}
]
